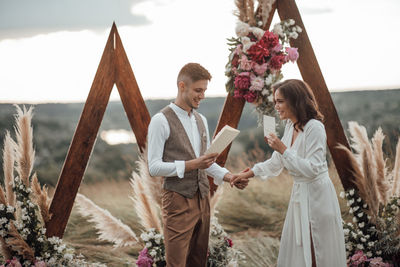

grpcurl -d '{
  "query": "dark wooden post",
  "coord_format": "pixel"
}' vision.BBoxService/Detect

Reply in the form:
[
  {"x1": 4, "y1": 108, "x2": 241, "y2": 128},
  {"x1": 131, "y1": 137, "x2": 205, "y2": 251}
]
[
  {"x1": 276, "y1": 0, "x2": 357, "y2": 190},
  {"x1": 46, "y1": 23, "x2": 150, "y2": 237}
]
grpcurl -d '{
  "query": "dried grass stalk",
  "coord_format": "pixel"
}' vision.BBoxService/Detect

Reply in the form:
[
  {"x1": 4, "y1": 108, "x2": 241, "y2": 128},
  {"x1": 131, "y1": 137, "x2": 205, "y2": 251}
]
[
  {"x1": 246, "y1": 0, "x2": 256, "y2": 26},
  {"x1": 130, "y1": 175, "x2": 162, "y2": 233},
  {"x1": 75, "y1": 193, "x2": 138, "y2": 247},
  {"x1": 3, "y1": 131, "x2": 16, "y2": 207},
  {"x1": 6, "y1": 224, "x2": 34, "y2": 261},
  {"x1": 0, "y1": 238, "x2": 12, "y2": 260},
  {"x1": 371, "y1": 127, "x2": 390, "y2": 204},
  {"x1": 31, "y1": 173, "x2": 52, "y2": 223},
  {"x1": 257, "y1": 0, "x2": 275, "y2": 26},
  {"x1": 14, "y1": 105, "x2": 35, "y2": 187},
  {"x1": 361, "y1": 149, "x2": 379, "y2": 221},
  {"x1": 235, "y1": 0, "x2": 248, "y2": 22},
  {"x1": 392, "y1": 138, "x2": 400, "y2": 196},
  {"x1": 137, "y1": 147, "x2": 163, "y2": 208},
  {"x1": 0, "y1": 187, "x2": 6, "y2": 205}
]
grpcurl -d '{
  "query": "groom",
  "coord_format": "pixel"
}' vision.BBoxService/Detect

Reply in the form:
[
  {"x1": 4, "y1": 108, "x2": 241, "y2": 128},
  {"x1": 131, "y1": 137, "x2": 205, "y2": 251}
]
[{"x1": 147, "y1": 63, "x2": 247, "y2": 266}]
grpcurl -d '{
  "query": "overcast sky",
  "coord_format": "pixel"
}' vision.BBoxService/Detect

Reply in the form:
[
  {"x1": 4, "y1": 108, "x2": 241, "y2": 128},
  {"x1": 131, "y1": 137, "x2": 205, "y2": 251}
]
[{"x1": 0, "y1": 0, "x2": 399, "y2": 103}]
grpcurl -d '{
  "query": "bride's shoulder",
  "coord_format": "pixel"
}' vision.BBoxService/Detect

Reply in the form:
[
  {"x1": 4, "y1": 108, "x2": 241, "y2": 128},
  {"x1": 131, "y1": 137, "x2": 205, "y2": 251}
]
[{"x1": 305, "y1": 119, "x2": 325, "y2": 134}]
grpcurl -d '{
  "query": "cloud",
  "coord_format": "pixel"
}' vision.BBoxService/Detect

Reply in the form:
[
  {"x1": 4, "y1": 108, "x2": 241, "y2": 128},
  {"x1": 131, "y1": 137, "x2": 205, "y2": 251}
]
[{"x1": 0, "y1": 0, "x2": 152, "y2": 39}]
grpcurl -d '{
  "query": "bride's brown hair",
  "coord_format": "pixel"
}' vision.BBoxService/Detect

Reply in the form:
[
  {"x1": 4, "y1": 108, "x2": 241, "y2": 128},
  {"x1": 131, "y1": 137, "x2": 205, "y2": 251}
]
[{"x1": 272, "y1": 79, "x2": 324, "y2": 131}]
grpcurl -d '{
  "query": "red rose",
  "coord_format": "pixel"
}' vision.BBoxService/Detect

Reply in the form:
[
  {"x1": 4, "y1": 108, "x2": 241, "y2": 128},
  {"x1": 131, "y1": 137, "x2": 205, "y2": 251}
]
[
  {"x1": 243, "y1": 90, "x2": 257, "y2": 103},
  {"x1": 234, "y1": 72, "x2": 251, "y2": 90},
  {"x1": 269, "y1": 54, "x2": 286, "y2": 70},
  {"x1": 226, "y1": 238, "x2": 233, "y2": 247},
  {"x1": 247, "y1": 43, "x2": 270, "y2": 64},
  {"x1": 260, "y1": 31, "x2": 279, "y2": 49}
]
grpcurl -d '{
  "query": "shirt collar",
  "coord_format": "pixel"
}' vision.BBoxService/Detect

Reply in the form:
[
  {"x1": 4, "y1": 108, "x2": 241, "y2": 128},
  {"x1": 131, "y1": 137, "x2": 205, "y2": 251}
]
[{"x1": 169, "y1": 102, "x2": 193, "y2": 117}]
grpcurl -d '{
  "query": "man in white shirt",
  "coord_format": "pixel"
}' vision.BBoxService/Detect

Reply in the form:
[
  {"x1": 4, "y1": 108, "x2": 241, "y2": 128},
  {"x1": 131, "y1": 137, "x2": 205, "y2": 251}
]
[{"x1": 147, "y1": 63, "x2": 246, "y2": 267}]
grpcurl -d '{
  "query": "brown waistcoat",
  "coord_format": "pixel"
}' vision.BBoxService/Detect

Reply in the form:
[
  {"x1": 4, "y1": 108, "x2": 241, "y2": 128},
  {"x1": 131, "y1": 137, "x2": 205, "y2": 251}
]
[{"x1": 161, "y1": 106, "x2": 209, "y2": 198}]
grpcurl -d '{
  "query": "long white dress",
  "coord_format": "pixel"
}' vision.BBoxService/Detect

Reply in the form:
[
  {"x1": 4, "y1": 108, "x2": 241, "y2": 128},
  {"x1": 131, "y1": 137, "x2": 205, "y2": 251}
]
[{"x1": 252, "y1": 119, "x2": 346, "y2": 267}]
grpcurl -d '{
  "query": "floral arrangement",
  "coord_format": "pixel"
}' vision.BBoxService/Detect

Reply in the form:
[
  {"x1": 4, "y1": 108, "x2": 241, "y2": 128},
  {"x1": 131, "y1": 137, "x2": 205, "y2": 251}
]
[
  {"x1": 0, "y1": 106, "x2": 104, "y2": 267},
  {"x1": 225, "y1": 0, "x2": 302, "y2": 116},
  {"x1": 76, "y1": 149, "x2": 243, "y2": 266},
  {"x1": 207, "y1": 216, "x2": 243, "y2": 267},
  {"x1": 338, "y1": 121, "x2": 400, "y2": 266}
]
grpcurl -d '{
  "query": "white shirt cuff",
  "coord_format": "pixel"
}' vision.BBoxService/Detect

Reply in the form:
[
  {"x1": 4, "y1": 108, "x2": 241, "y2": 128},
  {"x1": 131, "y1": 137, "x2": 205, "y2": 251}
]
[
  {"x1": 251, "y1": 166, "x2": 268, "y2": 181},
  {"x1": 213, "y1": 169, "x2": 228, "y2": 186},
  {"x1": 175, "y1": 160, "x2": 185, "y2": 178},
  {"x1": 282, "y1": 148, "x2": 296, "y2": 160}
]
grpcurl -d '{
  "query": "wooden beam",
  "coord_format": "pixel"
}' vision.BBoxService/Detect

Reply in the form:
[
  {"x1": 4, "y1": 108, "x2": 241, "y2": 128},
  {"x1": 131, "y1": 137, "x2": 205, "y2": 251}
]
[
  {"x1": 45, "y1": 24, "x2": 117, "y2": 237},
  {"x1": 276, "y1": 0, "x2": 357, "y2": 190},
  {"x1": 114, "y1": 27, "x2": 151, "y2": 152},
  {"x1": 208, "y1": 4, "x2": 277, "y2": 194}
]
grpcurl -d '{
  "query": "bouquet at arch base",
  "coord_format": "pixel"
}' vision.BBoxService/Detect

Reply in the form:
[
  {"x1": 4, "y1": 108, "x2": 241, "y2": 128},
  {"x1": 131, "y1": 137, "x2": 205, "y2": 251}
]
[{"x1": 225, "y1": 18, "x2": 302, "y2": 117}]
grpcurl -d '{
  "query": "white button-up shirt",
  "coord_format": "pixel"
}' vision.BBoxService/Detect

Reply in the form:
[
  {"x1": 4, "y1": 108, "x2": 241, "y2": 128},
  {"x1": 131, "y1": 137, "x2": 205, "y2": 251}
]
[{"x1": 147, "y1": 103, "x2": 228, "y2": 185}]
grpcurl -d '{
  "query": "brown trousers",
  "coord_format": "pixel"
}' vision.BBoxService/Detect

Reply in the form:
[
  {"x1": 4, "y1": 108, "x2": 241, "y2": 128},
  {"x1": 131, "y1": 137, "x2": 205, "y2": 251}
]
[{"x1": 162, "y1": 189, "x2": 210, "y2": 267}]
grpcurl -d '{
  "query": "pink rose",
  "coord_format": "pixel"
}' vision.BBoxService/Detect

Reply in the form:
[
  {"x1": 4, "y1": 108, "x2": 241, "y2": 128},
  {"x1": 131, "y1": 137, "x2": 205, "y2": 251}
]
[
  {"x1": 34, "y1": 261, "x2": 47, "y2": 267},
  {"x1": 8, "y1": 258, "x2": 22, "y2": 267},
  {"x1": 250, "y1": 74, "x2": 264, "y2": 91},
  {"x1": 239, "y1": 55, "x2": 252, "y2": 71},
  {"x1": 349, "y1": 250, "x2": 368, "y2": 266},
  {"x1": 234, "y1": 72, "x2": 251, "y2": 90},
  {"x1": 286, "y1": 47, "x2": 299, "y2": 62},
  {"x1": 269, "y1": 54, "x2": 286, "y2": 70},
  {"x1": 136, "y1": 248, "x2": 154, "y2": 267},
  {"x1": 244, "y1": 90, "x2": 257, "y2": 103},
  {"x1": 272, "y1": 43, "x2": 282, "y2": 53},
  {"x1": 369, "y1": 257, "x2": 392, "y2": 267},
  {"x1": 247, "y1": 43, "x2": 270, "y2": 64},
  {"x1": 252, "y1": 62, "x2": 268, "y2": 76}
]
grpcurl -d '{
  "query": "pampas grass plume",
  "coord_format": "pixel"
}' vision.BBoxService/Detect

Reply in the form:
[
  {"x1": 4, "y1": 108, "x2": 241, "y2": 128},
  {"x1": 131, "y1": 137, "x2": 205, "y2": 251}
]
[
  {"x1": 75, "y1": 193, "x2": 138, "y2": 247},
  {"x1": 3, "y1": 131, "x2": 16, "y2": 207},
  {"x1": 31, "y1": 173, "x2": 52, "y2": 223}
]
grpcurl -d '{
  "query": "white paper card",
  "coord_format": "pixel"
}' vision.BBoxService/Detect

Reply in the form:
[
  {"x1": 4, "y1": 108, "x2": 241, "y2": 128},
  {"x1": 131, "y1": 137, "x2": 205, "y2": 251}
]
[
  {"x1": 205, "y1": 125, "x2": 240, "y2": 155},
  {"x1": 263, "y1": 115, "x2": 276, "y2": 137}
]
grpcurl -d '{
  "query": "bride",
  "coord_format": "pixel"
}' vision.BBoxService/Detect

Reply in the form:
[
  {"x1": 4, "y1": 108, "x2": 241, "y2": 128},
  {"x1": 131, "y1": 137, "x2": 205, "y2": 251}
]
[{"x1": 232, "y1": 79, "x2": 346, "y2": 267}]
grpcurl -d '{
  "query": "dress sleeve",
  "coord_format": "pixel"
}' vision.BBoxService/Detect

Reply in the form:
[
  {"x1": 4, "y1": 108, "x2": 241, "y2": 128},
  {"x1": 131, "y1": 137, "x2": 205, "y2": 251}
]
[
  {"x1": 251, "y1": 151, "x2": 285, "y2": 180},
  {"x1": 281, "y1": 120, "x2": 327, "y2": 178}
]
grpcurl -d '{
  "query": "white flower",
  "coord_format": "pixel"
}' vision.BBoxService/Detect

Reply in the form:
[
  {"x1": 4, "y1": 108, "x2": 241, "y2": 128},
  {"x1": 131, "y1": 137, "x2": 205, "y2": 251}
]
[
  {"x1": 235, "y1": 21, "x2": 250, "y2": 37},
  {"x1": 272, "y1": 24, "x2": 283, "y2": 37},
  {"x1": 366, "y1": 251, "x2": 372, "y2": 258},
  {"x1": 365, "y1": 235, "x2": 370, "y2": 239},
  {"x1": 149, "y1": 249, "x2": 157, "y2": 258},
  {"x1": 391, "y1": 204, "x2": 397, "y2": 210},
  {"x1": 145, "y1": 242, "x2": 152, "y2": 248},
  {"x1": 349, "y1": 189, "x2": 355, "y2": 196},
  {"x1": 140, "y1": 233, "x2": 149, "y2": 242},
  {"x1": 351, "y1": 232, "x2": 357, "y2": 239},
  {"x1": 0, "y1": 218, "x2": 7, "y2": 224},
  {"x1": 346, "y1": 244, "x2": 353, "y2": 250},
  {"x1": 356, "y1": 244, "x2": 364, "y2": 250},
  {"x1": 368, "y1": 242, "x2": 374, "y2": 247},
  {"x1": 358, "y1": 222, "x2": 365, "y2": 228},
  {"x1": 352, "y1": 217, "x2": 358, "y2": 223},
  {"x1": 38, "y1": 237, "x2": 44, "y2": 242},
  {"x1": 0, "y1": 230, "x2": 5, "y2": 237},
  {"x1": 64, "y1": 253, "x2": 74, "y2": 261},
  {"x1": 397, "y1": 199, "x2": 400, "y2": 205},
  {"x1": 265, "y1": 75, "x2": 273, "y2": 86},
  {"x1": 361, "y1": 237, "x2": 366, "y2": 242},
  {"x1": 388, "y1": 217, "x2": 392, "y2": 221},
  {"x1": 148, "y1": 231, "x2": 154, "y2": 239},
  {"x1": 258, "y1": 21, "x2": 263, "y2": 27},
  {"x1": 367, "y1": 215, "x2": 371, "y2": 220},
  {"x1": 376, "y1": 250, "x2": 382, "y2": 255},
  {"x1": 250, "y1": 27, "x2": 265, "y2": 40},
  {"x1": 357, "y1": 212, "x2": 363, "y2": 218},
  {"x1": 267, "y1": 94, "x2": 274, "y2": 103},
  {"x1": 357, "y1": 197, "x2": 361, "y2": 202},
  {"x1": 353, "y1": 206, "x2": 359, "y2": 212},
  {"x1": 261, "y1": 89, "x2": 269, "y2": 96},
  {"x1": 6, "y1": 206, "x2": 14, "y2": 213},
  {"x1": 241, "y1": 36, "x2": 251, "y2": 45},
  {"x1": 296, "y1": 25, "x2": 302, "y2": 33},
  {"x1": 343, "y1": 229, "x2": 350, "y2": 235},
  {"x1": 0, "y1": 204, "x2": 4, "y2": 211},
  {"x1": 288, "y1": 19, "x2": 295, "y2": 25},
  {"x1": 339, "y1": 192, "x2": 345, "y2": 198},
  {"x1": 363, "y1": 204, "x2": 367, "y2": 208},
  {"x1": 289, "y1": 32, "x2": 298, "y2": 39},
  {"x1": 349, "y1": 208, "x2": 353, "y2": 214}
]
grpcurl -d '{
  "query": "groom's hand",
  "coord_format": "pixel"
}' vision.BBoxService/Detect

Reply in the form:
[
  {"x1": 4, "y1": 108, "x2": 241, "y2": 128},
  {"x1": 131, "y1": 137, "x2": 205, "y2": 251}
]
[{"x1": 185, "y1": 153, "x2": 218, "y2": 171}]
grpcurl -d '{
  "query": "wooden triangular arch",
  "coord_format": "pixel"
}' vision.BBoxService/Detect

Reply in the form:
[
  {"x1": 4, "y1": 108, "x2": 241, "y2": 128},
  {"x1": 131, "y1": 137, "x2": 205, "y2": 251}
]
[
  {"x1": 45, "y1": 23, "x2": 151, "y2": 237},
  {"x1": 46, "y1": 0, "x2": 359, "y2": 238},
  {"x1": 210, "y1": 0, "x2": 357, "y2": 193}
]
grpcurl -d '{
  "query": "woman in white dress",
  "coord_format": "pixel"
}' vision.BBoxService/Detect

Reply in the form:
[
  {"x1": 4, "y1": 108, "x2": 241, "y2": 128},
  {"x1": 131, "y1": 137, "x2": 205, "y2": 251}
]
[{"x1": 232, "y1": 79, "x2": 346, "y2": 267}]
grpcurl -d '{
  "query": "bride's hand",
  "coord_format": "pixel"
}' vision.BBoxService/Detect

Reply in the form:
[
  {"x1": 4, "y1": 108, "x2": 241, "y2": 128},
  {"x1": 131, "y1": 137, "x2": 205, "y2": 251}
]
[{"x1": 265, "y1": 133, "x2": 287, "y2": 154}]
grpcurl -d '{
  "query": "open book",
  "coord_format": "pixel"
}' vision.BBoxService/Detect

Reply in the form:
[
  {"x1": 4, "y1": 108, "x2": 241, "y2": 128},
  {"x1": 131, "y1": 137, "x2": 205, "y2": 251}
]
[{"x1": 205, "y1": 125, "x2": 240, "y2": 155}]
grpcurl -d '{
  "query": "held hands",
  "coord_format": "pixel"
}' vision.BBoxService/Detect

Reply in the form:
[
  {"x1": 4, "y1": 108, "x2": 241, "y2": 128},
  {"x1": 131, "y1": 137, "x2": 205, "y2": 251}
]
[
  {"x1": 229, "y1": 168, "x2": 254, "y2": 189},
  {"x1": 223, "y1": 172, "x2": 248, "y2": 190},
  {"x1": 265, "y1": 133, "x2": 287, "y2": 154}
]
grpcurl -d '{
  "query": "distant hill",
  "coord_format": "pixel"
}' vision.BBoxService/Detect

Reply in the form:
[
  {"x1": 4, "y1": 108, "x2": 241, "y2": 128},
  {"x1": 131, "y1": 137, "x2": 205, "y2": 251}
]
[{"x1": 0, "y1": 89, "x2": 399, "y2": 185}]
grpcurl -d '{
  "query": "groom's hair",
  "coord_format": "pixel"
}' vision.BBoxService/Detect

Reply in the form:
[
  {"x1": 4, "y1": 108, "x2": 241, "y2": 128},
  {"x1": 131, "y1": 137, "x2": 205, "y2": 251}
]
[{"x1": 177, "y1": 63, "x2": 212, "y2": 86}]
